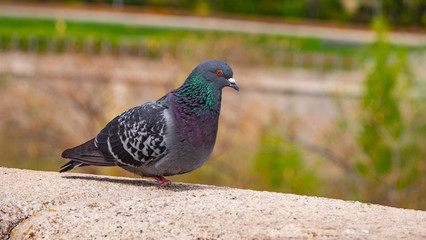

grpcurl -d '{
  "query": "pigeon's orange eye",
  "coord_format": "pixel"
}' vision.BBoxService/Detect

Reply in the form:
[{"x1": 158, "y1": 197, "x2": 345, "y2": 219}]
[{"x1": 216, "y1": 70, "x2": 223, "y2": 76}]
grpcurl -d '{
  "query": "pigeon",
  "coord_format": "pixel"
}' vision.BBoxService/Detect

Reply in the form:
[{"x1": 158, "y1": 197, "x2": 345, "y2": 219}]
[{"x1": 61, "y1": 59, "x2": 239, "y2": 186}]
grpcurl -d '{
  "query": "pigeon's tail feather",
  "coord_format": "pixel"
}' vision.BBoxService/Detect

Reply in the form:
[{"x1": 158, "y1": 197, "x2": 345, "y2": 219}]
[
  {"x1": 60, "y1": 138, "x2": 116, "y2": 172},
  {"x1": 59, "y1": 161, "x2": 87, "y2": 173}
]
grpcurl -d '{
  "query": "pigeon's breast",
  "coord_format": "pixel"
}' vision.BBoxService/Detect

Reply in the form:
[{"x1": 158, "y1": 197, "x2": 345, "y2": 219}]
[
  {"x1": 172, "y1": 105, "x2": 219, "y2": 148},
  {"x1": 152, "y1": 101, "x2": 219, "y2": 176}
]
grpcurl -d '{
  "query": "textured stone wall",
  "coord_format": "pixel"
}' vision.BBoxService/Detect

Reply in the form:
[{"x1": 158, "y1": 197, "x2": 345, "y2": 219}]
[{"x1": 1, "y1": 167, "x2": 425, "y2": 239}]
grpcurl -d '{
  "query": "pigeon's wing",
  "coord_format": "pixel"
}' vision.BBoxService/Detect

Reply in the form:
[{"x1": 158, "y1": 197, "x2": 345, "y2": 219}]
[{"x1": 98, "y1": 99, "x2": 170, "y2": 168}]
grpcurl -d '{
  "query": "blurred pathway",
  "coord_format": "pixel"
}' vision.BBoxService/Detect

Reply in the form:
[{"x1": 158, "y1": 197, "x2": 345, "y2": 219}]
[{"x1": 0, "y1": 3, "x2": 425, "y2": 46}]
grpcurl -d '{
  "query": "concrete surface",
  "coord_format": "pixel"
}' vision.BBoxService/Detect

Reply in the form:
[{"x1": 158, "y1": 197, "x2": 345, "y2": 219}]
[{"x1": 1, "y1": 167, "x2": 425, "y2": 239}]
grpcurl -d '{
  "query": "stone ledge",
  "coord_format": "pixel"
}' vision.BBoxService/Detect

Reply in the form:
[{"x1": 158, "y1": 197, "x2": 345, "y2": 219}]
[{"x1": 1, "y1": 167, "x2": 425, "y2": 239}]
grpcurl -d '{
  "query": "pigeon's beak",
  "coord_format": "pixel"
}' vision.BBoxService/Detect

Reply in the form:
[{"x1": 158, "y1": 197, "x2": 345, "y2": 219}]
[{"x1": 227, "y1": 78, "x2": 239, "y2": 91}]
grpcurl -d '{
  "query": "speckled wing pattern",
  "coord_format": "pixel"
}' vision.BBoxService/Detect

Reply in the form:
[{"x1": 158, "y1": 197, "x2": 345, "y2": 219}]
[{"x1": 95, "y1": 101, "x2": 169, "y2": 168}]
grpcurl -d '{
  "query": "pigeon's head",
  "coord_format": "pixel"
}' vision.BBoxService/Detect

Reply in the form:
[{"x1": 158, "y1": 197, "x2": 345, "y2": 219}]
[{"x1": 188, "y1": 59, "x2": 239, "y2": 91}]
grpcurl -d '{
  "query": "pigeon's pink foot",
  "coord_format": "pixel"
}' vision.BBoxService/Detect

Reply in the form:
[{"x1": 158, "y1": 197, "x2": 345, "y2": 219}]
[{"x1": 152, "y1": 176, "x2": 171, "y2": 187}]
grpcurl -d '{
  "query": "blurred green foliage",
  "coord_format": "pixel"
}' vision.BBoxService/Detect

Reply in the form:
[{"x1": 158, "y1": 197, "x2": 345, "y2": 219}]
[
  {"x1": 354, "y1": 18, "x2": 425, "y2": 208},
  {"x1": 29, "y1": 0, "x2": 426, "y2": 27},
  {"x1": 0, "y1": 16, "x2": 369, "y2": 72},
  {"x1": 253, "y1": 125, "x2": 321, "y2": 195},
  {"x1": 211, "y1": 0, "x2": 345, "y2": 21},
  {"x1": 358, "y1": 18, "x2": 406, "y2": 175},
  {"x1": 249, "y1": 18, "x2": 425, "y2": 209},
  {"x1": 0, "y1": 17, "x2": 360, "y2": 55}
]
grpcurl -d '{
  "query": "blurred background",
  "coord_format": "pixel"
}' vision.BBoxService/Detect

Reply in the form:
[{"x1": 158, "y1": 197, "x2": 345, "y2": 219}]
[{"x1": 0, "y1": 0, "x2": 425, "y2": 210}]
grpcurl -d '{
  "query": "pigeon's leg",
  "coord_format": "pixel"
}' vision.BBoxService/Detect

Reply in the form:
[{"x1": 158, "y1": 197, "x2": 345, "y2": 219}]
[{"x1": 152, "y1": 176, "x2": 171, "y2": 187}]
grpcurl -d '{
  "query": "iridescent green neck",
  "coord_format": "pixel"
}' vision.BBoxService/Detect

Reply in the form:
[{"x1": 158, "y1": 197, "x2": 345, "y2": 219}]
[{"x1": 174, "y1": 74, "x2": 221, "y2": 112}]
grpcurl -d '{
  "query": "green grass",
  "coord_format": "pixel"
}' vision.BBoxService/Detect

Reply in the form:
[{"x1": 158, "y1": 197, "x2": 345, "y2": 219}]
[{"x1": 0, "y1": 16, "x2": 362, "y2": 55}]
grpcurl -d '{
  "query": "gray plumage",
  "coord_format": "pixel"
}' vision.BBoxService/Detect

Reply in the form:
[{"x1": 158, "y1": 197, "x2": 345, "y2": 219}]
[{"x1": 61, "y1": 59, "x2": 239, "y2": 186}]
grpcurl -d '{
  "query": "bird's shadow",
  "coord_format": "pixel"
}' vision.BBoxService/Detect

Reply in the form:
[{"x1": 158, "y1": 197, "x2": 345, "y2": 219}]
[{"x1": 62, "y1": 174, "x2": 214, "y2": 192}]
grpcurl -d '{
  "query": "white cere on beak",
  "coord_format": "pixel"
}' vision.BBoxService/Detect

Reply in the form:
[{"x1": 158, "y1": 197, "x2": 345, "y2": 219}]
[{"x1": 228, "y1": 78, "x2": 235, "y2": 83}]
